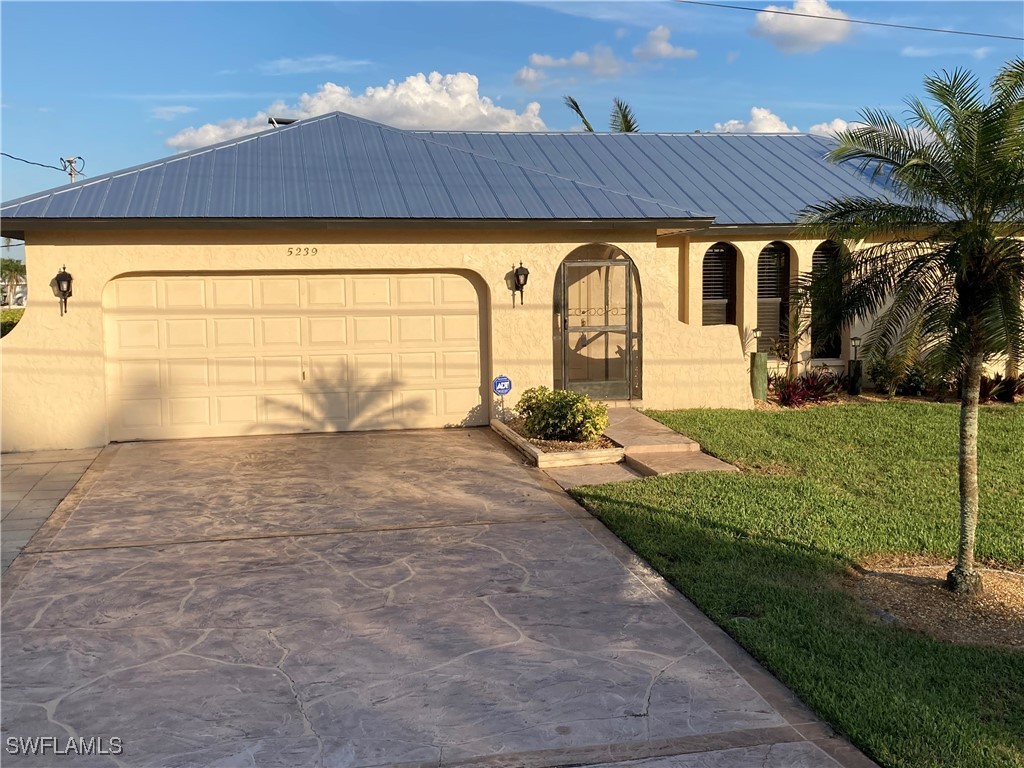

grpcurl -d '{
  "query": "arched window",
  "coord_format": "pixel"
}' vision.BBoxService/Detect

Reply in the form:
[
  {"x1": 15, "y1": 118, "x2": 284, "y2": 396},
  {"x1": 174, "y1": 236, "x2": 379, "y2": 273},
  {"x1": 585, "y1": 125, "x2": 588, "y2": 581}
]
[
  {"x1": 811, "y1": 240, "x2": 842, "y2": 359},
  {"x1": 702, "y1": 242, "x2": 737, "y2": 326},
  {"x1": 756, "y1": 242, "x2": 791, "y2": 354}
]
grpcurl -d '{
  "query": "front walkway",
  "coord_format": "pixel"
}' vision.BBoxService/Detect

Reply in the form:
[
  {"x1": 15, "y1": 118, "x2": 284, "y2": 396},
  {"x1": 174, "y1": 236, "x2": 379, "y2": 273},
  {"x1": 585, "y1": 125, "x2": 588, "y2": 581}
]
[
  {"x1": 1, "y1": 448, "x2": 101, "y2": 572},
  {"x1": 2, "y1": 430, "x2": 873, "y2": 767}
]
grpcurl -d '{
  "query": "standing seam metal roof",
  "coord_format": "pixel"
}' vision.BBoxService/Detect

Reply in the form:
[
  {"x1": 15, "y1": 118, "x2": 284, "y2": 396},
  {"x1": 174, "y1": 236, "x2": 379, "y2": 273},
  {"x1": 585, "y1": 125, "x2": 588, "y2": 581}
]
[{"x1": 1, "y1": 111, "x2": 890, "y2": 226}]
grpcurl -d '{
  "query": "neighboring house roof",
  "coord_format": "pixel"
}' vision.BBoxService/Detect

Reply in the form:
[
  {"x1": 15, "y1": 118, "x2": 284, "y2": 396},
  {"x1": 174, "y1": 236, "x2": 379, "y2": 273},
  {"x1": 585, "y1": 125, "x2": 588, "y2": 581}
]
[{"x1": 0, "y1": 111, "x2": 887, "y2": 230}]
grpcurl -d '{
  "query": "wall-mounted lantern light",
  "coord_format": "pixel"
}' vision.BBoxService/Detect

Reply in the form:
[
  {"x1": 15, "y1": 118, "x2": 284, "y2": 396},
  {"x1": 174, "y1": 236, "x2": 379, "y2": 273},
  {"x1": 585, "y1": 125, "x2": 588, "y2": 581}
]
[
  {"x1": 512, "y1": 262, "x2": 530, "y2": 306},
  {"x1": 52, "y1": 266, "x2": 73, "y2": 316}
]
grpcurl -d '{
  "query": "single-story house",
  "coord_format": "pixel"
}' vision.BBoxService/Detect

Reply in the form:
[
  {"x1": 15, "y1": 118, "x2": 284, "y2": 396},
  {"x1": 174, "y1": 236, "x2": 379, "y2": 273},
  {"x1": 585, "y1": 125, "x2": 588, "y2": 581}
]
[{"x1": 1, "y1": 111, "x2": 885, "y2": 452}]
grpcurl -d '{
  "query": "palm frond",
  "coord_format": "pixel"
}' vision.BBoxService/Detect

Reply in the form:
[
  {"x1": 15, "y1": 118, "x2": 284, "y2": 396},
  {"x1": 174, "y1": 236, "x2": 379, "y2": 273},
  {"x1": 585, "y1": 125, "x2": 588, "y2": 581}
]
[
  {"x1": 563, "y1": 95, "x2": 595, "y2": 132},
  {"x1": 609, "y1": 98, "x2": 639, "y2": 133}
]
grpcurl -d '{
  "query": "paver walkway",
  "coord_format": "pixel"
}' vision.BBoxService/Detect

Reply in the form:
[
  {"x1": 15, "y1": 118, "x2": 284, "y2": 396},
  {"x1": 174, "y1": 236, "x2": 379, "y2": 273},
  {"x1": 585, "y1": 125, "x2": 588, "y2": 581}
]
[
  {"x1": 1, "y1": 430, "x2": 874, "y2": 768},
  {"x1": 1, "y1": 448, "x2": 101, "y2": 572}
]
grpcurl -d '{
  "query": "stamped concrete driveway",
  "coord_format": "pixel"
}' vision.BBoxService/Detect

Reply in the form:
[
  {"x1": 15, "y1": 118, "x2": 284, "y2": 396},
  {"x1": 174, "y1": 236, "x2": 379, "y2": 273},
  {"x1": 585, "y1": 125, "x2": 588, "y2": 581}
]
[{"x1": 1, "y1": 429, "x2": 871, "y2": 768}]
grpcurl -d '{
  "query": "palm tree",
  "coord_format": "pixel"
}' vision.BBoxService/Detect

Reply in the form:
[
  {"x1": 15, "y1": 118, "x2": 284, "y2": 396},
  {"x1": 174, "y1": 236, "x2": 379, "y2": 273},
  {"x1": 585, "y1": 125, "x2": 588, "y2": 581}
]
[
  {"x1": 564, "y1": 96, "x2": 639, "y2": 132},
  {"x1": 799, "y1": 59, "x2": 1024, "y2": 596}
]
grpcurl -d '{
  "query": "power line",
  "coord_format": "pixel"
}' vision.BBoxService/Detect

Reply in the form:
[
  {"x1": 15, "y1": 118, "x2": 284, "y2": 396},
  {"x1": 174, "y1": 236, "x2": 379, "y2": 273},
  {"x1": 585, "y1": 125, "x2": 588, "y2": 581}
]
[
  {"x1": 673, "y1": 0, "x2": 1024, "y2": 42},
  {"x1": 1, "y1": 152, "x2": 64, "y2": 173},
  {"x1": 1, "y1": 152, "x2": 87, "y2": 180}
]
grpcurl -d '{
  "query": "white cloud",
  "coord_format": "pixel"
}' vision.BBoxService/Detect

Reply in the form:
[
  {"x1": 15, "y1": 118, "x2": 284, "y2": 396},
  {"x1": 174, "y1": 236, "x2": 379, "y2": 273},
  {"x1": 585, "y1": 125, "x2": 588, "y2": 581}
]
[
  {"x1": 167, "y1": 72, "x2": 546, "y2": 151},
  {"x1": 151, "y1": 105, "x2": 198, "y2": 121},
  {"x1": 615, "y1": 27, "x2": 629, "y2": 39},
  {"x1": 901, "y1": 46, "x2": 993, "y2": 60},
  {"x1": 259, "y1": 55, "x2": 371, "y2": 76},
  {"x1": 808, "y1": 117, "x2": 849, "y2": 136},
  {"x1": 752, "y1": 0, "x2": 851, "y2": 54},
  {"x1": 632, "y1": 26, "x2": 697, "y2": 61},
  {"x1": 713, "y1": 107, "x2": 800, "y2": 133},
  {"x1": 513, "y1": 66, "x2": 546, "y2": 90},
  {"x1": 527, "y1": 44, "x2": 627, "y2": 78},
  {"x1": 726, "y1": 51, "x2": 741, "y2": 64}
]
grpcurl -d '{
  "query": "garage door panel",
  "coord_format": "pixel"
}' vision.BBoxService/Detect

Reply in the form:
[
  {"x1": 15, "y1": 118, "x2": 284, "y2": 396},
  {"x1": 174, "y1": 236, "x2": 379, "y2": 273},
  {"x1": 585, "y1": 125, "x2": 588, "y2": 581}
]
[
  {"x1": 212, "y1": 279, "x2": 255, "y2": 308},
  {"x1": 105, "y1": 272, "x2": 484, "y2": 441},
  {"x1": 398, "y1": 352, "x2": 437, "y2": 381},
  {"x1": 264, "y1": 356, "x2": 303, "y2": 385},
  {"x1": 218, "y1": 395, "x2": 259, "y2": 424},
  {"x1": 169, "y1": 397, "x2": 211, "y2": 426},
  {"x1": 216, "y1": 358, "x2": 257, "y2": 386},
  {"x1": 352, "y1": 315, "x2": 392, "y2": 344},
  {"x1": 308, "y1": 354, "x2": 348, "y2": 383},
  {"x1": 261, "y1": 279, "x2": 301, "y2": 307},
  {"x1": 352, "y1": 277, "x2": 391, "y2": 306},
  {"x1": 441, "y1": 315, "x2": 478, "y2": 342},
  {"x1": 308, "y1": 317, "x2": 347, "y2": 345},
  {"x1": 165, "y1": 280, "x2": 205, "y2": 308},
  {"x1": 397, "y1": 316, "x2": 436, "y2": 344},
  {"x1": 119, "y1": 359, "x2": 162, "y2": 389},
  {"x1": 265, "y1": 394, "x2": 304, "y2": 426},
  {"x1": 121, "y1": 399, "x2": 163, "y2": 429},
  {"x1": 166, "y1": 319, "x2": 208, "y2": 348},
  {"x1": 397, "y1": 276, "x2": 435, "y2": 306},
  {"x1": 118, "y1": 319, "x2": 160, "y2": 349},
  {"x1": 167, "y1": 359, "x2": 209, "y2": 387},
  {"x1": 262, "y1": 317, "x2": 301, "y2": 345},
  {"x1": 214, "y1": 319, "x2": 256, "y2": 347},
  {"x1": 307, "y1": 278, "x2": 346, "y2": 307},
  {"x1": 116, "y1": 280, "x2": 159, "y2": 309}
]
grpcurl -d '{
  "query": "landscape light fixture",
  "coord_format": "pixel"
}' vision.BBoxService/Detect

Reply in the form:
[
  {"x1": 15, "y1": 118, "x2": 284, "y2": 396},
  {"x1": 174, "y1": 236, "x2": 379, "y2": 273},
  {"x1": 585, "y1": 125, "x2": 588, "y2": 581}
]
[
  {"x1": 512, "y1": 262, "x2": 530, "y2": 305},
  {"x1": 749, "y1": 328, "x2": 767, "y2": 401},
  {"x1": 52, "y1": 266, "x2": 73, "y2": 316},
  {"x1": 851, "y1": 336, "x2": 862, "y2": 361}
]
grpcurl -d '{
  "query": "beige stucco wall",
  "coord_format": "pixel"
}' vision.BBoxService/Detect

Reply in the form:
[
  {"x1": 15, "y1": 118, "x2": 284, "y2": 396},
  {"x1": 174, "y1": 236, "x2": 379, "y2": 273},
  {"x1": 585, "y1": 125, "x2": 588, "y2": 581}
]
[{"x1": 3, "y1": 226, "x2": 769, "y2": 452}]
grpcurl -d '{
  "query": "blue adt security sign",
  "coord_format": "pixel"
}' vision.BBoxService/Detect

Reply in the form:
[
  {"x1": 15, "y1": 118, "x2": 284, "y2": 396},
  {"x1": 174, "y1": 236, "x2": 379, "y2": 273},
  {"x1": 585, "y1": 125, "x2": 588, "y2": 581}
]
[{"x1": 492, "y1": 375, "x2": 513, "y2": 397}]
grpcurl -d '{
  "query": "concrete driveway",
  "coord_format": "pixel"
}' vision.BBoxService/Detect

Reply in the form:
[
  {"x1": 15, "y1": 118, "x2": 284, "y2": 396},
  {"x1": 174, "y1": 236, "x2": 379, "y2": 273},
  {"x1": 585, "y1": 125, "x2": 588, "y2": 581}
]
[{"x1": 1, "y1": 429, "x2": 870, "y2": 768}]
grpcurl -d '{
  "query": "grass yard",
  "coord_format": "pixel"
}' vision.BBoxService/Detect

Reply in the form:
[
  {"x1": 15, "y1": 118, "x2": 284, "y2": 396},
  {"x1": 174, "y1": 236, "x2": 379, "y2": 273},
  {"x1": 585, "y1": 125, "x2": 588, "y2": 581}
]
[{"x1": 571, "y1": 401, "x2": 1023, "y2": 768}]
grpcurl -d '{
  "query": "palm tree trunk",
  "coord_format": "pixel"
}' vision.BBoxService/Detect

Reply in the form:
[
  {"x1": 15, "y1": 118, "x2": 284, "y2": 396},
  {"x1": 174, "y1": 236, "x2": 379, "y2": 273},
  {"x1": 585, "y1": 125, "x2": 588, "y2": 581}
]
[{"x1": 947, "y1": 353, "x2": 985, "y2": 595}]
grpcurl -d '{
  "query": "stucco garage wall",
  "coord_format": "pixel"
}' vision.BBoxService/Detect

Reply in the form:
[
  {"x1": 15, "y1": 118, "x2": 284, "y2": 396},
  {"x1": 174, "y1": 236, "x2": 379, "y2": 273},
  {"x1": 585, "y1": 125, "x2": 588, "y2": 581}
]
[{"x1": 2, "y1": 227, "x2": 756, "y2": 452}]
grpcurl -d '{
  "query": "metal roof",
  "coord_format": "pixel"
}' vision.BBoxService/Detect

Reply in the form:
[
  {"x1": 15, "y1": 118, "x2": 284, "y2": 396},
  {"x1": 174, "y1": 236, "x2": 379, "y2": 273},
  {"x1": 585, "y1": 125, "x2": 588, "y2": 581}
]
[{"x1": 1, "y1": 111, "x2": 888, "y2": 228}]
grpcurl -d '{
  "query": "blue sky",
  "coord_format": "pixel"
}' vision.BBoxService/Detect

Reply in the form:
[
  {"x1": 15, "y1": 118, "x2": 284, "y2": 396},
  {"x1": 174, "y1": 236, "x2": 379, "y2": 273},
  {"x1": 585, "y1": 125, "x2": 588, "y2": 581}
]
[{"x1": 2, "y1": 0, "x2": 1022, "y2": 212}]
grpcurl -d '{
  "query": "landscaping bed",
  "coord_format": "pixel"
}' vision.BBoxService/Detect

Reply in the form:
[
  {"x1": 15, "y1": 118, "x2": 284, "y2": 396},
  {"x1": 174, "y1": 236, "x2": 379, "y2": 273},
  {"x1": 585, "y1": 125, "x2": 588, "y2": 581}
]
[
  {"x1": 490, "y1": 417, "x2": 623, "y2": 468},
  {"x1": 571, "y1": 401, "x2": 1024, "y2": 768}
]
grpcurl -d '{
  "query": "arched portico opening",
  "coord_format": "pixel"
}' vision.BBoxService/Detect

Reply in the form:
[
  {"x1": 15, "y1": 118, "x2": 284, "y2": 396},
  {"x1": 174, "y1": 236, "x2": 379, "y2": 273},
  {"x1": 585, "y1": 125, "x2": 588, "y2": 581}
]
[
  {"x1": 811, "y1": 240, "x2": 843, "y2": 359},
  {"x1": 757, "y1": 241, "x2": 792, "y2": 354},
  {"x1": 553, "y1": 244, "x2": 642, "y2": 401},
  {"x1": 702, "y1": 242, "x2": 738, "y2": 326}
]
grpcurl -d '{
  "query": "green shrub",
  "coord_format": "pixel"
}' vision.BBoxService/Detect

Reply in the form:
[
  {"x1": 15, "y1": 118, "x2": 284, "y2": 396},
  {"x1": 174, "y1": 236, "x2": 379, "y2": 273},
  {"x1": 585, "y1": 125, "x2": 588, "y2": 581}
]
[
  {"x1": 516, "y1": 386, "x2": 608, "y2": 442},
  {"x1": 1, "y1": 309, "x2": 24, "y2": 338}
]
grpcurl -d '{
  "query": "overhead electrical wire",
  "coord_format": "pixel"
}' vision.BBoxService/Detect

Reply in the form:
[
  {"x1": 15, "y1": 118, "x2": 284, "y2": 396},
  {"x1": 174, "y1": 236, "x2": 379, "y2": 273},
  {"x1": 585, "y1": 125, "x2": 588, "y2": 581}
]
[
  {"x1": 1, "y1": 152, "x2": 64, "y2": 173},
  {"x1": 1, "y1": 152, "x2": 87, "y2": 178},
  {"x1": 672, "y1": 0, "x2": 1024, "y2": 42}
]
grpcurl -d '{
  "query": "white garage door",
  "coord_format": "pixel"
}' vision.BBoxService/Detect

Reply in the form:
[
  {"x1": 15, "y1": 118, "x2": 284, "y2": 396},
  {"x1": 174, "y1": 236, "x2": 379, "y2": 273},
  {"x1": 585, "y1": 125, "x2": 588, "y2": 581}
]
[{"x1": 103, "y1": 273, "x2": 485, "y2": 441}]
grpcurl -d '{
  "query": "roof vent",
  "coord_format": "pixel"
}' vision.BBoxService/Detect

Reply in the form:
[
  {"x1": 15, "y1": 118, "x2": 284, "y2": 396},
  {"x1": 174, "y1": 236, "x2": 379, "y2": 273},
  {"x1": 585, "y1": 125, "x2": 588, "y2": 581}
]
[{"x1": 267, "y1": 117, "x2": 298, "y2": 128}]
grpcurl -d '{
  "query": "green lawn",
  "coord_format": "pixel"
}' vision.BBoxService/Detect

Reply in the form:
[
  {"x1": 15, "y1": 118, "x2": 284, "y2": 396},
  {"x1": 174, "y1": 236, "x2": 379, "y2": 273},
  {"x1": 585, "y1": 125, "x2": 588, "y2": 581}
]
[{"x1": 571, "y1": 402, "x2": 1024, "y2": 768}]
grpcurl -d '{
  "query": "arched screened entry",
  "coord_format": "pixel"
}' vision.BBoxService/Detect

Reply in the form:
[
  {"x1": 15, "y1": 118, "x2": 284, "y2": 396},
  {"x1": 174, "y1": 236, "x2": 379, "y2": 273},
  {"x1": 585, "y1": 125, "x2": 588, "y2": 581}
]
[
  {"x1": 553, "y1": 245, "x2": 642, "y2": 401},
  {"x1": 757, "y1": 241, "x2": 792, "y2": 354},
  {"x1": 811, "y1": 240, "x2": 843, "y2": 358},
  {"x1": 702, "y1": 243, "x2": 738, "y2": 326}
]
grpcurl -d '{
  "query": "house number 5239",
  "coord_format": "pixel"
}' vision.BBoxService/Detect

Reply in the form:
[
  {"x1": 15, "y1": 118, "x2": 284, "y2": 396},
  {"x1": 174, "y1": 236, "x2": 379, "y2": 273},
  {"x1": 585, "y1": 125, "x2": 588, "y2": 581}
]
[{"x1": 287, "y1": 247, "x2": 318, "y2": 256}]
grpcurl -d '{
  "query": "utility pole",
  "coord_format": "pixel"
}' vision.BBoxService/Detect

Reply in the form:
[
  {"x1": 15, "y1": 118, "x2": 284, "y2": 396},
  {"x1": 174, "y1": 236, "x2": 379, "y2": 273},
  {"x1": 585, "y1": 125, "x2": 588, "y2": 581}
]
[{"x1": 60, "y1": 156, "x2": 85, "y2": 183}]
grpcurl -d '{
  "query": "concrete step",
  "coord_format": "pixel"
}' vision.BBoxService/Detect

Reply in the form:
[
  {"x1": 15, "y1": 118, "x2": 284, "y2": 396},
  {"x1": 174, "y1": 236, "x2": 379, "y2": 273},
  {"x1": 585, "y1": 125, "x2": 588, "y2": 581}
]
[
  {"x1": 625, "y1": 450, "x2": 739, "y2": 476},
  {"x1": 543, "y1": 462, "x2": 645, "y2": 490},
  {"x1": 603, "y1": 408, "x2": 700, "y2": 454}
]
